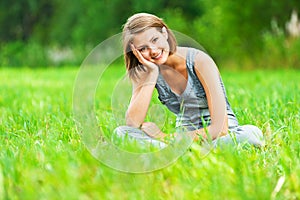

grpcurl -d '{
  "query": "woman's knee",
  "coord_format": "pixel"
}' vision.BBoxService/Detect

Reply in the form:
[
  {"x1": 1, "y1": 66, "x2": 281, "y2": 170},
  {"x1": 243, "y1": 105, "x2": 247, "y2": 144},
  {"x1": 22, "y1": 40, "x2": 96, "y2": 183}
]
[
  {"x1": 113, "y1": 125, "x2": 167, "y2": 148},
  {"x1": 236, "y1": 125, "x2": 264, "y2": 147},
  {"x1": 114, "y1": 125, "x2": 148, "y2": 139}
]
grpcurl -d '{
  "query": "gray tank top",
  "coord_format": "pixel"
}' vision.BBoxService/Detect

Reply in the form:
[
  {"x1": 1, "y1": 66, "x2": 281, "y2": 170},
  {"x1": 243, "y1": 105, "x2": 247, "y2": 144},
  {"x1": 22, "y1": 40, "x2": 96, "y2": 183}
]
[{"x1": 155, "y1": 48, "x2": 238, "y2": 131}]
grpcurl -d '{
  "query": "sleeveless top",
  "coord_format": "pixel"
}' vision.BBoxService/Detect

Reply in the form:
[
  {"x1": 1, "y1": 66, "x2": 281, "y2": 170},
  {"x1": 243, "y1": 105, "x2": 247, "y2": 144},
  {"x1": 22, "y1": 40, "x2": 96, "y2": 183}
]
[{"x1": 155, "y1": 48, "x2": 239, "y2": 131}]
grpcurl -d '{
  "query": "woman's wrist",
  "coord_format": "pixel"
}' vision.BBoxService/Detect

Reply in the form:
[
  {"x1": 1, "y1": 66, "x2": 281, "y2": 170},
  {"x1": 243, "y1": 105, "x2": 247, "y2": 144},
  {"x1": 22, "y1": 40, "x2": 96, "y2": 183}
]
[
  {"x1": 147, "y1": 66, "x2": 159, "y2": 80},
  {"x1": 192, "y1": 128, "x2": 228, "y2": 142},
  {"x1": 155, "y1": 131, "x2": 167, "y2": 139}
]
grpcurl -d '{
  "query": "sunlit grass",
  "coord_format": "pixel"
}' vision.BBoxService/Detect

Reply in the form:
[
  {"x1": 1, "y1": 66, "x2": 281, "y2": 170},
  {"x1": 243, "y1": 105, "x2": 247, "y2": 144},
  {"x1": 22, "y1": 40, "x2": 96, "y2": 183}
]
[{"x1": 0, "y1": 67, "x2": 299, "y2": 199}]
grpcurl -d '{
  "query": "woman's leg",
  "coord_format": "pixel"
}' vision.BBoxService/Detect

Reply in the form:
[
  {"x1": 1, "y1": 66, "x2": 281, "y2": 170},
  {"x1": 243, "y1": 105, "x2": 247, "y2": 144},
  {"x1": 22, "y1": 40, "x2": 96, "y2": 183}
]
[
  {"x1": 113, "y1": 126, "x2": 167, "y2": 148},
  {"x1": 213, "y1": 125, "x2": 264, "y2": 147}
]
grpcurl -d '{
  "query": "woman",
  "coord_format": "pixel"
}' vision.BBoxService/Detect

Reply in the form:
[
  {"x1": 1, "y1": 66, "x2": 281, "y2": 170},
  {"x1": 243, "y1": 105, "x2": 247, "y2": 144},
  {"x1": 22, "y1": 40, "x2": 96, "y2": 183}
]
[{"x1": 114, "y1": 13, "x2": 264, "y2": 147}]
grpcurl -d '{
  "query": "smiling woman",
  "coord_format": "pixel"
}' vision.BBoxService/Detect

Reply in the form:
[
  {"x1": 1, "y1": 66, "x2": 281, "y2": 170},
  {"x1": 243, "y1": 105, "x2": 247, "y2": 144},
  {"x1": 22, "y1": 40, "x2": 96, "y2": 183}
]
[
  {"x1": 131, "y1": 27, "x2": 169, "y2": 64},
  {"x1": 115, "y1": 13, "x2": 264, "y2": 148}
]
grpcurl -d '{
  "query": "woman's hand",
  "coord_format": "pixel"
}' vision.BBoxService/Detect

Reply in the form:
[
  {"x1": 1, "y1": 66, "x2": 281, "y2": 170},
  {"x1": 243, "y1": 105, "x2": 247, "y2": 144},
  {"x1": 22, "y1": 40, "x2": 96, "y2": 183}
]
[
  {"x1": 130, "y1": 44, "x2": 159, "y2": 72},
  {"x1": 141, "y1": 122, "x2": 166, "y2": 139}
]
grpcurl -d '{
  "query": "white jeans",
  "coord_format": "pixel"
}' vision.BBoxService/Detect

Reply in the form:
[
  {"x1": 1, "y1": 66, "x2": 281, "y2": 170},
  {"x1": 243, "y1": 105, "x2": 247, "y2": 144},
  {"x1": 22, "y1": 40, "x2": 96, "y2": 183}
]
[
  {"x1": 213, "y1": 125, "x2": 264, "y2": 147},
  {"x1": 113, "y1": 126, "x2": 168, "y2": 148},
  {"x1": 113, "y1": 124, "x2": 264, "y2": 149}
]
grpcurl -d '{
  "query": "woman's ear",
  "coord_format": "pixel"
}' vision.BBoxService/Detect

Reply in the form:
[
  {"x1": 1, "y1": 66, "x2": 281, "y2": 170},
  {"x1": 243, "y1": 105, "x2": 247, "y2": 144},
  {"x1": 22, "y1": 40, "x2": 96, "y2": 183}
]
[{"x1": 161, "y1": 27, "x2": 168, "y2": 40}]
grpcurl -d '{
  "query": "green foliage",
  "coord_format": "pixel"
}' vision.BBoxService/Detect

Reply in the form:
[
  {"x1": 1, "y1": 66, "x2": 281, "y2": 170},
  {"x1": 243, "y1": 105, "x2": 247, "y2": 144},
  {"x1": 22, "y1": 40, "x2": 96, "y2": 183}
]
[
  {"x1": 0, "y1": 0, "x2": 54, "y2": 42},
  {"x1": 0, "y1": 67, "x2": 299, "y2": 199},
  {"x1": 0, "y1": 41, "x2": 49, "y2": 67},
  {"x1": 0, "y1": 41, "x2": 93, "y2": 67},
  {"x1": 192, "y1": 1, "x2": 300, "y2": 61},
  {"x1": 0, "y1": 0, "x2": 300, "y2": 68}
]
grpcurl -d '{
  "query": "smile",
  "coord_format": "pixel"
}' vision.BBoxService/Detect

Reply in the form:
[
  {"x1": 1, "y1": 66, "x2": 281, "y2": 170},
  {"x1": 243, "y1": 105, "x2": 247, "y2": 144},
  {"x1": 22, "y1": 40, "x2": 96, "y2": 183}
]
[{"x1": 151, "y1": 50, "x2": 163, "y2": 60}]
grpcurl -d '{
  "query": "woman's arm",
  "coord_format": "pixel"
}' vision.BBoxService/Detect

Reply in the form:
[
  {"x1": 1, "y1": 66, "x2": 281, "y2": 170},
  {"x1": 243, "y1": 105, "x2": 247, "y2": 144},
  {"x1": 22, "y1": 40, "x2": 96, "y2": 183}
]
[
  {"x1": 141, "y1": 51, "x2": 228, "y2": 142},
  {"x1": 125, "y1": 44, "x2": 159, "y2": 128},
  {"x1": 125, "y1": 72, "x2": 158, "y2": 127},
  {"x1": 132, "y1": 49, "x2": 228, "y2": 142},
  {"x1": 192, "y1": 51, "x2": 229, "y2": 140}
]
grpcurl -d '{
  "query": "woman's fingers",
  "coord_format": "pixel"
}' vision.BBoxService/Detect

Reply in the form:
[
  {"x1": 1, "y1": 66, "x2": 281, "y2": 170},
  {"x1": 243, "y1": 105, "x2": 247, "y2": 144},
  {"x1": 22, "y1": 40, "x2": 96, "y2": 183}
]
[
  {"x1": 130, "y1": 44, "x2": 158, "y2": 71},
  {"x1": 141, "y1": 122, "x2": 164, "y2": 138},
  {"x1": 130, "y1": 44, "x2": 145, "y2": 64}
]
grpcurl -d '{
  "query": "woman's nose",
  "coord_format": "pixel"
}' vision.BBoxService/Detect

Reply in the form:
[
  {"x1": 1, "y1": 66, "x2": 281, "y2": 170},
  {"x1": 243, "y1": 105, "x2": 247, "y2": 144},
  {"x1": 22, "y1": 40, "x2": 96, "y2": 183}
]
[{"x1": 149, "y1": 45, "x2": 158, "y2": 54}]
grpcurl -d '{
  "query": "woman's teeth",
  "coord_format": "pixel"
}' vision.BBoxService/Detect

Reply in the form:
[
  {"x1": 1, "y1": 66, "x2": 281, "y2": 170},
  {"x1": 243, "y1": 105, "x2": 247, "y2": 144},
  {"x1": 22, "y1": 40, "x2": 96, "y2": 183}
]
[{"x1": 152, "y1": 51, "x2": 162, "y2": 59}]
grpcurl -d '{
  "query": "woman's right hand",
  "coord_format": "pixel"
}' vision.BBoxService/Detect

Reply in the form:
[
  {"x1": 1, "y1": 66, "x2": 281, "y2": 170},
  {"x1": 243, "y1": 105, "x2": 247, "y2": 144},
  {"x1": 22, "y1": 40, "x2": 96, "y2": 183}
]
[
  {"x1": 141, "y1": 122, "x2": 166, "y2": 139},
  {"x1": 130, "y1": 44, "x2": 159, "y2": 73}
]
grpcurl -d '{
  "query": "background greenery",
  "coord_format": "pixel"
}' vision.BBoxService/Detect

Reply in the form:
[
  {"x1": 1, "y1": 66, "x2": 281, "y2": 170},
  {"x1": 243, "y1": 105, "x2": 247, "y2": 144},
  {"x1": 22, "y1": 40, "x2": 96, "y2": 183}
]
[{"x1": 0, "y1": 0, "x2": 300, "y2": 68}]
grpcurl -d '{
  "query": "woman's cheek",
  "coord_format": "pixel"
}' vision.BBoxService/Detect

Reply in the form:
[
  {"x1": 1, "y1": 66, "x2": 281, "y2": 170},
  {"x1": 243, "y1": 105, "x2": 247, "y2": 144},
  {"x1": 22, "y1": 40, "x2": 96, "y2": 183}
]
[{"x1": 141, "y1": 53, "x2": 151, "y2": 61}]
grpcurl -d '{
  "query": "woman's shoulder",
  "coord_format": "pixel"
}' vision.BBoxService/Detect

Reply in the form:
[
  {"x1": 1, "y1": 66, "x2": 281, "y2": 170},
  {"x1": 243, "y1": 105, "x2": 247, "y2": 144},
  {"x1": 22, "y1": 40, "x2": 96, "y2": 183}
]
[
  {"x1": 173, "y1": 47, "x2": 214, "y2": 71},
  {"x1": 186, "y1": 47, "x2": 213, "y2": 65},
  {"x1": 176, "y1": 46, "x2": 207, "y2": 58},
  {"x1": 175, "y1": 47, "x2": 217, "y2": 73},
  {"x1": 175, "y1": 46, "x2": 188, "y2": 57}
]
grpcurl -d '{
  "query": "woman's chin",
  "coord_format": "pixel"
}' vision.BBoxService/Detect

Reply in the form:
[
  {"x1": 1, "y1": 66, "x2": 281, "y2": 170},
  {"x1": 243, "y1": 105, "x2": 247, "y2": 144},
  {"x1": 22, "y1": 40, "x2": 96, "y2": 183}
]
[
  {"x1": 156, "y1": 59, "x2": 167, "y2": 65},
  {"x1": 154, "y1": 52, "x2": 169, "y2": 65}
]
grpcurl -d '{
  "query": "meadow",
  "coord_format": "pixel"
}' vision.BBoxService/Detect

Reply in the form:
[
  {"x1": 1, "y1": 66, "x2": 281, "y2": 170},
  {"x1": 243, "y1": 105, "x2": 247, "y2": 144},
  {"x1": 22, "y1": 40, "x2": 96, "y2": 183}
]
[{"x1": 0, "y1": 66, "x2": 299, "y2": 199}]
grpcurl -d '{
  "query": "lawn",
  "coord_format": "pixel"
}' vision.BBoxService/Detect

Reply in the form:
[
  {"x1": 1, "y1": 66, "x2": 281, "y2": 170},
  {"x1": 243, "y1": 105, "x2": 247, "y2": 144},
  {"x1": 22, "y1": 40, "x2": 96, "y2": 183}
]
[{"x1": 0, "y1": 66, "x2": 299, "y2": 199}]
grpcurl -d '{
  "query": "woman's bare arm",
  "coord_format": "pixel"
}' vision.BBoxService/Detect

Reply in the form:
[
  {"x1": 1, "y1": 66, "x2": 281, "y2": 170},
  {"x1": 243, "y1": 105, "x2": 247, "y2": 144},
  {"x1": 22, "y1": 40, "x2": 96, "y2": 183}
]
[
  {"x1": 125, "y1": 71, "x2": 158, "y2": 127},
  {"x1": 140, "y1": 50, "x2": 228, "y2": 142},
  {"x1": 125, "y1": 44, "x2": 159, "y2": 127},
  {"x1": 192, "y1": 50, "x2": 229, "y2": 140}
]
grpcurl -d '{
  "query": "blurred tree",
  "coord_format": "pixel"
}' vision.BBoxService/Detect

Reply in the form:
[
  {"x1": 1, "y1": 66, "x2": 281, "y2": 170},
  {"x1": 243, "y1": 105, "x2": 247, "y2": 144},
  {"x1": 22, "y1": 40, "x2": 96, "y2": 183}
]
[
  {"x1": 192, "y1": 0, "x2": 300, "y2": 61},
  {"x1": 1, "y1": 0, "x2": 299, "y2": 67},
  {"x1": 0, "y1": 0, "x2": 54, "y2": 43},
  {"x1": 1, "y1": 0, "x2": 299, "y2": 46}
]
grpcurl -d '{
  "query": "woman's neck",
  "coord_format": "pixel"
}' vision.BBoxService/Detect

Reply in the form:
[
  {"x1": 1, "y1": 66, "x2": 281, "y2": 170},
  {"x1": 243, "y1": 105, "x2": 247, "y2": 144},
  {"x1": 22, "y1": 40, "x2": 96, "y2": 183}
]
[{"x1": 164, "y1": 47, "x2": 186, "y2": 70}]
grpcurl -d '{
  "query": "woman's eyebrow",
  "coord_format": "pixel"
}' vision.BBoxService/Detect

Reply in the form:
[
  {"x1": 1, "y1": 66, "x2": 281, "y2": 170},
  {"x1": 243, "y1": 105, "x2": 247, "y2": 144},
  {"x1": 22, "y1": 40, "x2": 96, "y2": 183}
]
[
  {"x1": 136, "y1": 45, "x2": 147, "y2": 50},
  {"x1": 136, "y1": 35, "x2": 157, "y2": 49},
  {"x1": 149, "y1": 35, "x2": 156, "y2": 42}
]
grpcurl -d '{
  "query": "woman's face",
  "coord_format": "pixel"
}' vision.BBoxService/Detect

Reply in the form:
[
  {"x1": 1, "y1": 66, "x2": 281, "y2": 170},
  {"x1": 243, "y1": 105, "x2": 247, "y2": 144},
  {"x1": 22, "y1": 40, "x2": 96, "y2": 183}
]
[{"x1": 132, "y1": 27, "x2": 170, "y2": 65}]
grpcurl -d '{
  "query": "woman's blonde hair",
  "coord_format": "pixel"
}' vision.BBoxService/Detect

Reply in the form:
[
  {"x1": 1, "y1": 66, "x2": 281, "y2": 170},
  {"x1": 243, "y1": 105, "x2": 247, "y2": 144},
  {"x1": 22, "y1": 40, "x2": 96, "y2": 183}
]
[{"x1": 122, "y1": 13, "x2": 177, "y2": 80}]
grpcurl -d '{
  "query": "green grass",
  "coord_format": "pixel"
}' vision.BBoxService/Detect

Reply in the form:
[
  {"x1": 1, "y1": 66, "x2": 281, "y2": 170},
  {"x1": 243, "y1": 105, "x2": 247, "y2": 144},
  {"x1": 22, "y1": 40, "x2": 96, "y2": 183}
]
[{"x1": 0, "y1": 66, "x2": 299, "y2": 199}]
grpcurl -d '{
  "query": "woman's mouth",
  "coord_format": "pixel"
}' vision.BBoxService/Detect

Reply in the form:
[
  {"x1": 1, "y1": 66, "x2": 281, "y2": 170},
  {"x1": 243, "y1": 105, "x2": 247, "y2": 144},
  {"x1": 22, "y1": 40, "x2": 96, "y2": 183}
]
[{"x1": 151, "y1": 50, "x2": 163, "y2": 60}]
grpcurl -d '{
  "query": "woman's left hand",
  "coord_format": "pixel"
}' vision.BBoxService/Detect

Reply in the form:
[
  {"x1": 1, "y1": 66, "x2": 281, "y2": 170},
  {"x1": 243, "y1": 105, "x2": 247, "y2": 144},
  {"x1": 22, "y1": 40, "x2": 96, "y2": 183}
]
[{"x1": 141, "y1": 122, "x2": 166, "y2": 139}]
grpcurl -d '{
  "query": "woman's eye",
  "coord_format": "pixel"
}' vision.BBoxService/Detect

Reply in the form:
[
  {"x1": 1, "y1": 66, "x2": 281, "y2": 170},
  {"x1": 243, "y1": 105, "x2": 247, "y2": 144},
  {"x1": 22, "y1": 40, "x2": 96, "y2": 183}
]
[
  {"x1": 152, "y1": 38, "x2": 158, "y2": 43},
  {"x1": 139, "y1": 47, "x2": 147, "y2": 52}
]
